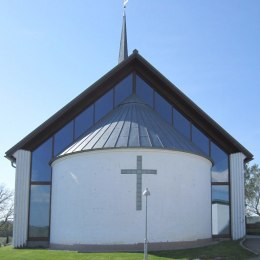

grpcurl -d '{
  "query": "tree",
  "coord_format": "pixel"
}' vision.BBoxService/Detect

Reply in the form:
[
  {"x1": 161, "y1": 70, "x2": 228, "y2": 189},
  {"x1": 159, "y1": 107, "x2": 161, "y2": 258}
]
[
  {"x1": 0, "y1": 184, "x2": 13, "y2": 228},
  {"x1": 0, "y1": 184, "x2": 13, "y2": 245},
  {"x1": 245, "y1": 164, "x2": 260, "y2": 216},
  {"x1": 0, "y1": 221, "x2": 13, "y2": 244}
]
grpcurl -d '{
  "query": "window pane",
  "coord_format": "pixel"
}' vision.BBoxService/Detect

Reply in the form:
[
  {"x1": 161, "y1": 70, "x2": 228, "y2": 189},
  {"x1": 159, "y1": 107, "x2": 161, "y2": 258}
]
[
  {"x1": 54, "y1": 121, "x2": 74, "y2": 156},
  {"x1": 95, "y1": 89, "x2": 113, "y2": 122},
  {"x1": 211, "y1": 142, "x2": 229, "y2": 182},
  {"x1": 75, "y1": 105, "x2": 94, "y2": 139},
  {"x1": 136, "y1": 75, "x2": 153, "y2": 107},
  {"x1": 29, "y1": 185, "x2": 50, "y2": 238},
  {"x1": 154, "y1": 92, "x2": 172, "y2": 124},
  {"x1": 212, "y1": 185, "x2": 230, "y2": 235},
  {"x1": 192, "y1": 125, "x2": 209, "y2": 155},
  {"x1": 173, "y1": 108, "x2": 190, "y2": 139},
  {"x1": 115, "y1": 74, "x2": 133, "y2": 106},
  {"x1": 31, "y1": 138, "x2": 52, "y2": 182}
]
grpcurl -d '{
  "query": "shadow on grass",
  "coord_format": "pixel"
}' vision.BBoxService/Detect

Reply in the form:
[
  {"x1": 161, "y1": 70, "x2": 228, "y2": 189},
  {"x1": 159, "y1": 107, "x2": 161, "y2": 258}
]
[
  {"x1": 149, "y1": 241, "x2": 255, "y2": 260},
  {"x1": 0, "y1": 240, "x2": 255, "y2": 260}
]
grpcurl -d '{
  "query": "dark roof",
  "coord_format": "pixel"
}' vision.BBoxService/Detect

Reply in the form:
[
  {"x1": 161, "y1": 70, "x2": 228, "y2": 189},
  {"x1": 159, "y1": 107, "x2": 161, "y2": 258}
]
[
  {"x1": 61, "y1": 95, "x2": 204, "y2": 156},
  {"x1": 5, "y1": 50, "x2": 253, "y2": 162}
]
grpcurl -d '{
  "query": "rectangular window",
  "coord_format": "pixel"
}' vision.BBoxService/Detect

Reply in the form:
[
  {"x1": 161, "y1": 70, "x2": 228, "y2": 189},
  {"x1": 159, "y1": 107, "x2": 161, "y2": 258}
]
[
  {"x1": 114, "y1": 74, "x2": 133, "y2": 106},
  {"x1": 54, "y1": 121, "x2": 74, "y2": 156},
  {"x1": 136, "y1": 75, "x2": 154, "y2": 107},
  {"x1": 173, "y1": 108, "x2": 190, "y2": 139},
  {"x1": 95, "y1": 89, "x2": 113, "y2": 122},
  {"x1": 75, "y1": 105, "x2": 94, "y2": 139},
  {"x1": 212, "y1": 185, "x2": 230, "y2": 236},
  {"x1": 154, "y1": 92, "x2": 172, "y2": 124},
  {"x1": 28, "y1": 185, "x2": 51, "y2": 238},
  {"x1": 31, "y1": 138, "x2": 53, "y2": 182},
  {"x1": 211, "y1": 142, "x2": 229, "y2": 182},
  {"x1": 192, "y1": 125, "x2": 209, "y2": 155}
]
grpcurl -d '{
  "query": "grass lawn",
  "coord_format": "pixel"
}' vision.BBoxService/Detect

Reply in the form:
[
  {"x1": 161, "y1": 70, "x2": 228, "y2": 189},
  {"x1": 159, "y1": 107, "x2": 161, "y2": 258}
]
[{"x1": 0, "y1": 240, "x2": 255, "y2": 260}]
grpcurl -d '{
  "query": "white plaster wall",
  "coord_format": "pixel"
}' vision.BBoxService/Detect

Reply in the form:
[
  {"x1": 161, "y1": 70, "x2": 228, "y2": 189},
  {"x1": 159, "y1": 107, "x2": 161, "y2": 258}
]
[
  {"x1": 51, "y1": 149, "x2": 212, "y2": 245},
  {"x1": 13, "y1": 149, "x2": 31, "y2": 248},
  {"x1": 212, "y1": 204, "x2": 230, "y2": 235}
]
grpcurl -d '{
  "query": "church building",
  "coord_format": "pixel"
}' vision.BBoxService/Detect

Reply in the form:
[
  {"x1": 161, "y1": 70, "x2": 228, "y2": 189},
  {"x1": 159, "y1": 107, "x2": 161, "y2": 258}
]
[{"x1": 5, "y1": 7, "x2": 253, "y2": 250}]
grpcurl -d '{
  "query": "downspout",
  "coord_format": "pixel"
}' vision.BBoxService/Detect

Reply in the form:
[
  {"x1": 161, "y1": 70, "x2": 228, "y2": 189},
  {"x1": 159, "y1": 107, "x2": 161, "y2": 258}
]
[{"x1": 11, "y1": 161, "x2": 16, "y2": 168}]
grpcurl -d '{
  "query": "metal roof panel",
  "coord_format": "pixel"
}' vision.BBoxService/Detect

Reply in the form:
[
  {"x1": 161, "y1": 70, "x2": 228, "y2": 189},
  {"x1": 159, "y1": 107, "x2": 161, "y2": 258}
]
[{"x1": 60, "y1": 95, "x2": 205, "y2": 157}]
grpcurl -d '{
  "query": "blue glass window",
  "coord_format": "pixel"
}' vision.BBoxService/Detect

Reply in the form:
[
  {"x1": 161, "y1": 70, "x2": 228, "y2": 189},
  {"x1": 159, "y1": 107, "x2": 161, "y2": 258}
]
[
  {"x1": 115, "y1": 74, "x2": 133, "y2": 106},
  {"x1": 173, "y1": 108, "x2": 190, "y2": 139},
  {"x1": 212, "y1": 185, "x2": 230, "y2": 235},
  {"x1": 75, "y1": 105, "x2": 94, "y2": 139},
  {"x1": 95, "y1": 90, "x2": 113, "y2": 122},
  {"x1": 31, "y1": 138, "x2": 52, "y2": 182},
  {"x1": 136, "y1": 75, "x2": 154, "y2": 107},
  {"x1": 54, "y1": 121, "x2": 74, "y2": 156},
  {"x1": 212, "y1": 185, "x2": 229, "y2": 203},
  {"x1": 29, "y1": 185, "x2": 51, "y2": 238},
  {"x1": 211, "y1": 142, "x2": 229, "y2": 182},
  {"x1": 192, "y1": 125, "x2": 209, "y2": 155},
  {"x1": 154, "y1": 93, "x2": 172, "y2": 124}
]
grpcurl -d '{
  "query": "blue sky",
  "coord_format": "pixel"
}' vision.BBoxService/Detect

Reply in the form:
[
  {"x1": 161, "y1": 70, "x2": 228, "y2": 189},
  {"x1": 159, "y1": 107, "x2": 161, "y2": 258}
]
[{"x1": 1, "y1": 0, "x2": 259, "y2": 189}]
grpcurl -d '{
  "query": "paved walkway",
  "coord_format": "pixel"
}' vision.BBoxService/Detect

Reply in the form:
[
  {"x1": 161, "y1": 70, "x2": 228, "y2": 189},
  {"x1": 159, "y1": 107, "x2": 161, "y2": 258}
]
[{"x1": 242, "y1": 236, "x2": 260, "y2": 259}]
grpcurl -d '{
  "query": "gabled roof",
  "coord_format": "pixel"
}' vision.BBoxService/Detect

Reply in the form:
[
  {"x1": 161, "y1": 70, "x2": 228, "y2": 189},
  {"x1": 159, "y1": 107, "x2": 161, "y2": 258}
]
[
  {"x1": 5, "y1": 50, "x2": 253, "y2": 162},
  {"x1": 61, "y1": 95, "x2": 204, "y2": 157}
]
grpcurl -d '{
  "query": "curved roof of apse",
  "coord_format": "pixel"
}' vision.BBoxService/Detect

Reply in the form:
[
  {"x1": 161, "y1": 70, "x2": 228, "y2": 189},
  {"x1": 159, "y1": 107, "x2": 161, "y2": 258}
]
[
  {"x1": 60, "y1": 95, "x2": 205, "y2": 156},
  {"x1": 5, "y1": 50, "x2": 253, "y2": 161}
]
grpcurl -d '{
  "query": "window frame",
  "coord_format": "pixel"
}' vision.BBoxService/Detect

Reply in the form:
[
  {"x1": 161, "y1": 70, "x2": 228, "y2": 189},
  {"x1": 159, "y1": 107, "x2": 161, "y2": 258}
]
[{"x1": 27, "y1": 72, "x2": 232, "y2": 241}]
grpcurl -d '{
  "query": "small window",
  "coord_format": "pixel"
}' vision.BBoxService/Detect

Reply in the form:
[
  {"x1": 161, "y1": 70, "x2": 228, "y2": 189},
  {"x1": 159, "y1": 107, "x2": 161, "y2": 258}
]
[
  {"x1": 95, "y1": 89, "x2": 113, "y2": 122},
  {"x1": 154, "y1": 92, "x2": 172, "y2": 124},
  {"x1": 192, "y1": 125, "x2": 209, "y2": 155},
  {"x1": 75, "y1": 105, "x2": 94, "y2": 139},
  {"x1": 211, "y1": 142, "x2": 229, "y2": 182},
  {"x1": 114, "y1": 74, "x2": 133, "y2": 106},
  {"x1": 29, "y1": 185, "x2": 51, "y2": 238},
  {"x1": 212, "y1": 185, "x2": 230, "y2": 235},
  {"x1": 31, "y1": 138, "x2": 53, "y2": 182},
  {"x1": 136, "y1": 75, "x2": 154, "y2": 107},
  {"x1": 54, "y1": 121, "x2": 74, "y2": 156},
  {"x1": 173, "y1": 108, "x2": 190, "y2": 139}
]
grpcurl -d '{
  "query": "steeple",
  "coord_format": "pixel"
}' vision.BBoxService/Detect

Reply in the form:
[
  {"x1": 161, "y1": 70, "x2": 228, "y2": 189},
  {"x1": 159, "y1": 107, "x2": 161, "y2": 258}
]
[{"x1": 118, "y1": 3, "x2": 128, "y2": 63}]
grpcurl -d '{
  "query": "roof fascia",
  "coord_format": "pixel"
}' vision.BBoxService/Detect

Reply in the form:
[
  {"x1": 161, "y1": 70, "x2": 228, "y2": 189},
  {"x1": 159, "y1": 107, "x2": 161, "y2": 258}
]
[
  {"x1": 5, "y1": 52, "x2": 138, "y2": 160},
  {"x1": 133, "y1": 53, "x2": 253, "y2": 161},
  {"x1": 5, "y1": 50, "x2": 253, "y2": 162}
]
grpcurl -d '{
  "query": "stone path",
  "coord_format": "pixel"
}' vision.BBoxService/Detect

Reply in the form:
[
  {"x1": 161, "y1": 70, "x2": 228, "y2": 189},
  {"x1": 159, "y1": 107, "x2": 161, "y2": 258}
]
[{"x1": 242, "y1": 236, "x2": 260, "y2": 259}]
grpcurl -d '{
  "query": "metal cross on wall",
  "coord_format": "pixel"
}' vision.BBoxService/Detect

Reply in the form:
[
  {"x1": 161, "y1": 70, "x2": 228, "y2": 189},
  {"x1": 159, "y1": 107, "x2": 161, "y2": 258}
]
[{"x1": 121, "y1": 156, "x2": 157, "y2": 210}]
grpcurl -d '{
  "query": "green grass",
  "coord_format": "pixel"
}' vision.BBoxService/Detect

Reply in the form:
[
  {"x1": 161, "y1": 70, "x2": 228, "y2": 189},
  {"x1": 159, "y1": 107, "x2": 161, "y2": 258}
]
[{"x1": 0, "y1": 240, "x2": 255, "y2": 260}]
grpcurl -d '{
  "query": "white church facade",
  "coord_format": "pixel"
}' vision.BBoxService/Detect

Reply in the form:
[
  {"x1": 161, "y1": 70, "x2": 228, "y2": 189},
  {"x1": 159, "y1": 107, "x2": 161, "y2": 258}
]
[{"x1": 5, "y1": 11, "x2": 253, "y2": 249}]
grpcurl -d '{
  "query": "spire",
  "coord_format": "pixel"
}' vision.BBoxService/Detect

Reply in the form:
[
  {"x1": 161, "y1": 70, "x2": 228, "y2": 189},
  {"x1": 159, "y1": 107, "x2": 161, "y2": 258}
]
[{"x1": 118, "y1": 2, "x2": 128, "y2": 63}]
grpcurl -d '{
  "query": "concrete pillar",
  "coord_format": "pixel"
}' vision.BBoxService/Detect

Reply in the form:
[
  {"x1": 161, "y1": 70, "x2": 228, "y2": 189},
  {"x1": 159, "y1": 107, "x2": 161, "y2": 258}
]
[
  {"x1": 230, "y1": 152, "x2": 246, "y2": 240},
  {"x1": 13, "y1": 150, "x2": 31, "y2": 248}
]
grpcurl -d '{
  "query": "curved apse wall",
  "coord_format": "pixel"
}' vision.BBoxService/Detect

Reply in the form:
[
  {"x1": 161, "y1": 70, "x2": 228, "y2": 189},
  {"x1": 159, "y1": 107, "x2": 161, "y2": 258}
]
[{"x1": 50, "y1": 148, "x2": 212, "y2": 246}]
